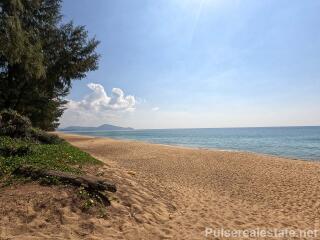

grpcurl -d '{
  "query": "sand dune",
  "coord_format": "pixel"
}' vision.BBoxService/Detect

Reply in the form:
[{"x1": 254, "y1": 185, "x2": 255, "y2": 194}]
[{"x1": 1, "y1": 133, "x2": 320, "y2": 239}]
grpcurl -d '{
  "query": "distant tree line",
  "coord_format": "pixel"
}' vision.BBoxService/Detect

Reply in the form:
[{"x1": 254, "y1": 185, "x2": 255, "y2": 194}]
[{"x1": 0, "y1": 0, "x2": 99, "y2": 130}]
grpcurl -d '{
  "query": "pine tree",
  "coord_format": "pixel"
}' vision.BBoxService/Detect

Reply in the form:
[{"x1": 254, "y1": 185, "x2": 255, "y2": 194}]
[{"x1": 0, "y1": 0, "x2": 99, "y2": 130}]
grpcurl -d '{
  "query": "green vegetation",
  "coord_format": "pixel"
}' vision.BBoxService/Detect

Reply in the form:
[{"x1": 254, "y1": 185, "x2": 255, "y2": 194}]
[
  {"x1": 0, "y1": 0, "x2": 99, "y2": 130},
  {"x1": 0, "y1": 110, "x2": 101, "y2": 180},
  {"x1": 0, "y1": 1, "x2": 109, "y2": 216},
  {"x1": 0, "y1": 130, "x2": 106, "y2": 213},
  {"x1": 0, "y1": 137, "x2": 101, "y2": 177},
  {"x1": 0, "y1": 0, "x2": 105, "y2": 213},
  {"x1": 0, "y1": 136, "x2": 32, "y2": 157}
]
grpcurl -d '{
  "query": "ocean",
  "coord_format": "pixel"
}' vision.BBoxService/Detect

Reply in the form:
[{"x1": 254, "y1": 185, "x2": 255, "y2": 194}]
[{"x1": 64, "y1": 126, "x2": 320, "y2": 161}]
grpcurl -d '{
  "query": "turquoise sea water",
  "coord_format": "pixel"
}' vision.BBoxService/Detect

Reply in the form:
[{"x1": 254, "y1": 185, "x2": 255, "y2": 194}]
[{"x1": 64, "y1": 126, "x2": 320, "y2": 161}]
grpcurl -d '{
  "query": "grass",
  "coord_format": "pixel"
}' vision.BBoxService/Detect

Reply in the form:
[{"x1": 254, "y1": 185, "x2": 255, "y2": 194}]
[
  {"x1": 0, "y1": 134, "x2": 108, "y2": 215},
  {"x1": 0, "y1": 136, "x2": 102, "y2": 178}
]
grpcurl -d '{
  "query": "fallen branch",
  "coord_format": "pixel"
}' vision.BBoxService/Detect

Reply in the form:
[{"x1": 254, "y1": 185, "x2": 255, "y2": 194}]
[{"x1": 13, "y1": 165, "x2": 117, "y2": 193}]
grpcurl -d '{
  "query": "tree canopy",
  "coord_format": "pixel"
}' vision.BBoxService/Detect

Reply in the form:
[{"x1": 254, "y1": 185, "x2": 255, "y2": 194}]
[{"x1": 0, "y1": 0, "x2": 99, "y2": 130}]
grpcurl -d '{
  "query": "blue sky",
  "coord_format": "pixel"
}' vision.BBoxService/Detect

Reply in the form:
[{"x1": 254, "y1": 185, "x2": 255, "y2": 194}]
[{"x1": 60, "y1": 0, "x2": 320, "y2": 129}]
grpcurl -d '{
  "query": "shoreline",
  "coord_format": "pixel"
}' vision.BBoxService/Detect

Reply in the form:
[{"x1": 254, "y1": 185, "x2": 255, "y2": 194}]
[
  {"x1": 59, "y1": 133, "x2": 320, "y2": 239},
  {"x1": 56, "y1": 131, "x2": 320, "y2": 163},
  {"x1": 53, "y1": 132, "x2": 320, "y2": 239}
]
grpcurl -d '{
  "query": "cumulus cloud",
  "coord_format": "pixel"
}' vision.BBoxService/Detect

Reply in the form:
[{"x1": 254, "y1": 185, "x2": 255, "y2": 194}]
[{"x1": 68, "y1": 83, "x2": 136, "y2": 112}]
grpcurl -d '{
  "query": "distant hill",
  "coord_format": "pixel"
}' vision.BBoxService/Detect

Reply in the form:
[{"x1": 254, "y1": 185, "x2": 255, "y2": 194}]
[{"x1": 60, "y1": 124, "x2": 134, "y2": 131}]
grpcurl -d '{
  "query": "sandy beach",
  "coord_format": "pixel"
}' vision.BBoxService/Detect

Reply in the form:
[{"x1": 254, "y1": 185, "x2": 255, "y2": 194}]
[
  {"x1": 60, "y1": 133, "x2": 320, "y2": 239},
  {"x1": 1, "y1": 133, "x2": 320, "y2": 239}
]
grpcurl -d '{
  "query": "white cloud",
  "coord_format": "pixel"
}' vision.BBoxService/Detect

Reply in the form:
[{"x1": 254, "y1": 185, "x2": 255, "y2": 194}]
[
  {"x1": 60, "y1": 83, "x2": 136, "y2": 127},
  {"x1": 152, "y1": 107, "x2": 160, "y2": 111},
  {"x1": 68, "y1": 83, "x2": 136, "y2": 112}
]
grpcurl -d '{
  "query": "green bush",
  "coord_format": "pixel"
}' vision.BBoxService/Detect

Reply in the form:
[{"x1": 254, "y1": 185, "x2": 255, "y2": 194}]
[
  {"x1": 0, "y1": 109, "x2": 62, "y2": 144},
  {"x1": 30, "y1": 128, "x2": 62, "y2": 144},
  {"x1": 0, "y1": 137, "x2": 33, "y2": 157},
  {"x1": 0, "y1": 109, "x2": 32, "y2": 138}
]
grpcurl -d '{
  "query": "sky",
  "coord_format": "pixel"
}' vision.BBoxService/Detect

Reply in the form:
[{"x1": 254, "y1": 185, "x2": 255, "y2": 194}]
[{"x1": 60, "y1": 0, "x2": 320, "y2": 129}]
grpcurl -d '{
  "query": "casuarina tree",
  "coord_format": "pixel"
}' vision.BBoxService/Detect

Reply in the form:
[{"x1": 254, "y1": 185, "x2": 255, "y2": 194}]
[{"x1": 0, "y1": 0, "x2": 99, "y2": 130}]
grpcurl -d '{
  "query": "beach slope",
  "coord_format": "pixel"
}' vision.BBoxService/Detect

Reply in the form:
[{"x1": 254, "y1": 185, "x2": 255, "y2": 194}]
[{"x1": 52, "y1": 133, "x2": 320, "y2": 239}]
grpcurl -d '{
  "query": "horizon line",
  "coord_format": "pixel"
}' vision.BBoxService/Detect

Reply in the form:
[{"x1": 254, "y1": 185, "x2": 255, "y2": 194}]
[{"x1": 59, "y1": 125, "x2": 320, "y2": 131}]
